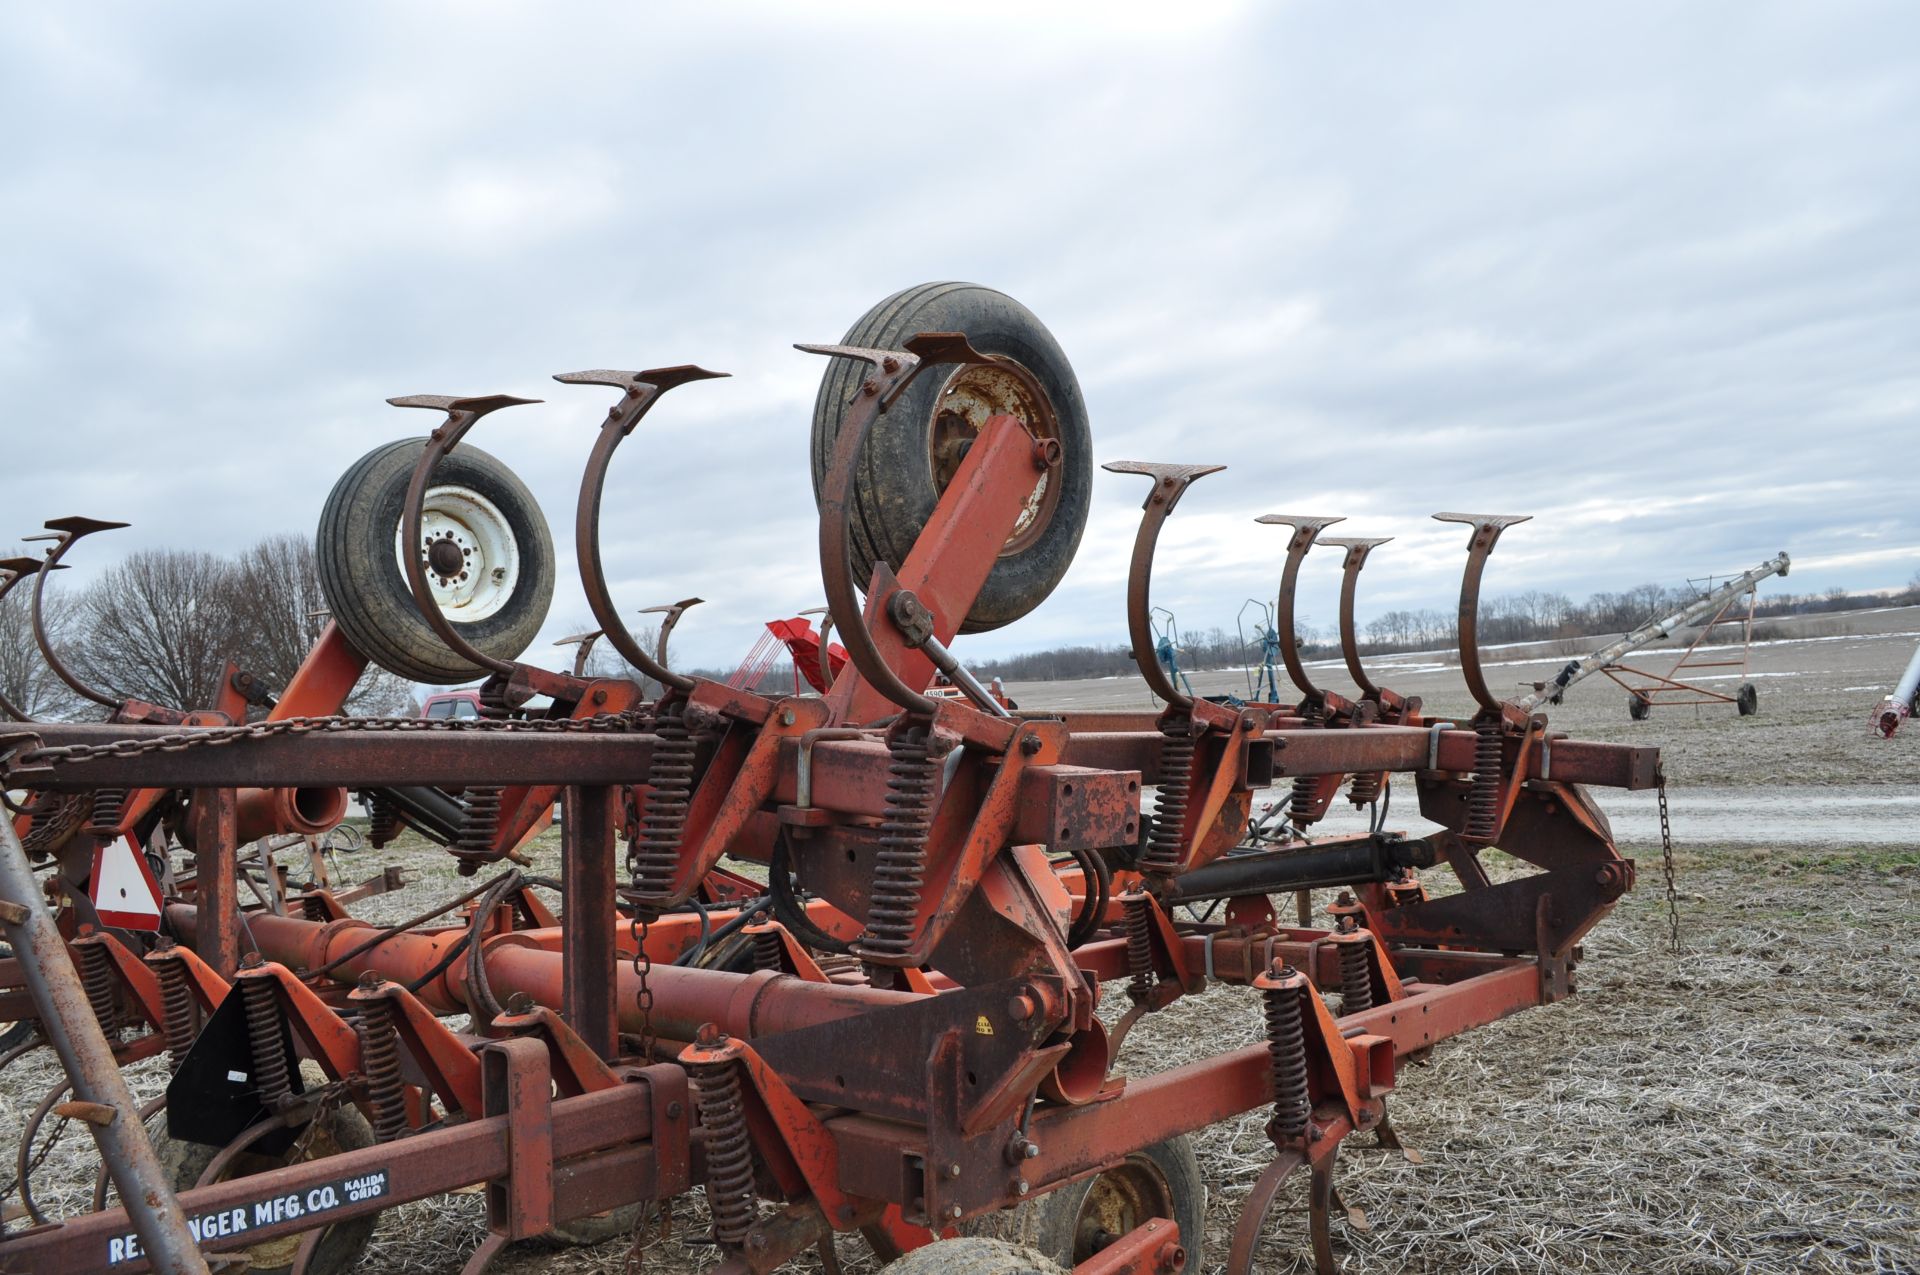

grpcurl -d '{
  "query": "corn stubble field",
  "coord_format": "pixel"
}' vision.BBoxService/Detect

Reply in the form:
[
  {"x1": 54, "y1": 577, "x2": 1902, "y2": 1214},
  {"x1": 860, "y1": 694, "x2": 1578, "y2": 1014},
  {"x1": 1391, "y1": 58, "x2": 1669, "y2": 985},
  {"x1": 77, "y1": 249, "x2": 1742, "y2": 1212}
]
[{"x1": 6, "y1": 612, "x2": 1916, "y2": 1272}]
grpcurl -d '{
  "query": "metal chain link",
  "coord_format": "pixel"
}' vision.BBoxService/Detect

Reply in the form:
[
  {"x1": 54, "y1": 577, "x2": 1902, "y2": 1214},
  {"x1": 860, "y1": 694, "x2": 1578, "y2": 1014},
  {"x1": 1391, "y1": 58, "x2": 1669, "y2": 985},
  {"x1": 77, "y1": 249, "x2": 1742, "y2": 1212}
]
[
  {"x1": 633, "y1": 914, "x2": 656, "y2": 1062},
  {"x1": 0, "y1": 709, "x2": 648, "y2": 779},
  {"x1": 1658, "y1": 775, "x2": 1680, "y2": 956}
]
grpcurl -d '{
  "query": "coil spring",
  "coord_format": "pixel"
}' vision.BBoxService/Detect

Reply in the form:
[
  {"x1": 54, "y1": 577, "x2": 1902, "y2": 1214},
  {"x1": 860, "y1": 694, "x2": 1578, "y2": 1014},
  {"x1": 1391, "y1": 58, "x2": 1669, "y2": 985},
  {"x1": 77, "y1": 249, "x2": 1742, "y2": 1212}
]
[
  {"x1": 453, "y1": 786, "x2": 504, "y2": 856},
  {"x1": 155, "y1": 957, "x2": 196, "y2": 1071},
  {"x1": 1262, "y1": 975, "x2": 1311, "y2": 1140},
  {"x1": 1465, "y1": 719, "x2": 1503, "y2": 842},
  {"x1": 1347, "y1": 769, "x2": 1382, "y2": 808},
  {"x1": 301, "y1": 893, "x2": 330, "y2": 923},
  {"x1": 77, "y1": 942, "x2": 120, "y2": 1036},
  {"x1": 240, "y1": 976, "x2": 293, "y2": 1109},
  {"x1": 1287, "y1": 699, "x2": 1324, "y2": 827},
  {"x1": 355, "y1": 996, "x2": 407, "y2": 1142},
  {"x1": 690, "y1": 1057, "x2": 757, "y2": 1248},
  {"x1": 629, "y1": 706, "x2": 695, "y2": 906},
  {"x1": 752, "y1": 927, "x2": 783, "y2": 973},
  {"x1": 1124, "y1": 894, "x2": 1156, "y2": 998},
  {"x1": 365, "y1": 791, "x2": 400, "y2": 848},
  {"x1": 858, "y1": 724, "x2": 940, "y2": 960},
  {"x1": 1338, "y1": 928, "x2": 1375, "y2": 1015},
  {"x1": 85, "y1": 788, "x2": 127, "y2": 837},
  {"x1": 1142, "y1": 716, "x2": 1195, "y2": 873}
]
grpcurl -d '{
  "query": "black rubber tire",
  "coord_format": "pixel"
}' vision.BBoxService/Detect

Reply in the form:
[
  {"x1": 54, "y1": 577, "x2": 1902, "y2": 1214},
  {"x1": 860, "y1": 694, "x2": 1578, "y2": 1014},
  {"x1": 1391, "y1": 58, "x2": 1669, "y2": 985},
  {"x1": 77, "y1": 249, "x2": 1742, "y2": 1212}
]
[
  {"x1": 810, "y1": 283, "x2": 1092, "y2": 634},
  {"x1": 1627, "y1": 693, "x2": 1651, "y2": 721},
  {"x1": 960, "y1": 1134, "x2": 1205, "y2": 1270},
  {"x1": 148, "y1": 1107, "x2": 379, "y2": 1275},
  {"x1": 887, "y1": 1237, "x2": 1064, "y2": 1274},
  {"x1": 317, "y1": 438, "x2": 555, "y2": 684},
  {"x1": 1736, "y1": 682, "x2": 1758, "y2": 716}
]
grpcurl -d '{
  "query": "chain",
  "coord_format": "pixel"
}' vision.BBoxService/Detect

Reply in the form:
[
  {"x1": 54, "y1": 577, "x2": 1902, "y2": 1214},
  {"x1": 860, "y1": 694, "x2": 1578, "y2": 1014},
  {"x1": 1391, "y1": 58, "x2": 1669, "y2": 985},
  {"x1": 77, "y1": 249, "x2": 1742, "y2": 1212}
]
[
  {"x1": 632, "y1": 913, "x2": 656, "y2": 1062},
  {"x1": 0, "y1": 709, "x2": 647, "y2": 779},
  {"x1": 1658, "y1": 775, "x2": 1680, "y2": 956}
]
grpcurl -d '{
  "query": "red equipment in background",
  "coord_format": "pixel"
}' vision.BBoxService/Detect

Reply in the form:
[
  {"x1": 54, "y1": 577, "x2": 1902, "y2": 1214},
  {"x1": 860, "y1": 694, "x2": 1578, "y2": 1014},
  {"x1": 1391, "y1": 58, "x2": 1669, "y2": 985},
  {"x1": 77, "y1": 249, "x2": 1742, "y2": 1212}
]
[{"x1": 730, "y1": 616, "x2": 848, "y2": 695}]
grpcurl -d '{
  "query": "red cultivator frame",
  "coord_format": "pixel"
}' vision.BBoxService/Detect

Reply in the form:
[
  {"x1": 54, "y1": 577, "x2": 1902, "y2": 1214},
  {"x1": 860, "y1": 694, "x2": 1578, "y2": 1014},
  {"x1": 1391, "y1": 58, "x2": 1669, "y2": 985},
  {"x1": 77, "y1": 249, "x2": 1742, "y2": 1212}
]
[{"x1": 0, "y1": 284, "x2": 1656, "y2": 1275}]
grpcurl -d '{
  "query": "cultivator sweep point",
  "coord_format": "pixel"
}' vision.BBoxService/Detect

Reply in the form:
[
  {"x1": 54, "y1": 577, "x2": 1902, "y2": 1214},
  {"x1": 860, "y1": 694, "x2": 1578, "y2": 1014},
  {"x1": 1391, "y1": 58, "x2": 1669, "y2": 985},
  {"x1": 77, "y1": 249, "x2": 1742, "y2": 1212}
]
[{"x1": 0, "y1": 284, "x2": 1660, "y2": 1274}]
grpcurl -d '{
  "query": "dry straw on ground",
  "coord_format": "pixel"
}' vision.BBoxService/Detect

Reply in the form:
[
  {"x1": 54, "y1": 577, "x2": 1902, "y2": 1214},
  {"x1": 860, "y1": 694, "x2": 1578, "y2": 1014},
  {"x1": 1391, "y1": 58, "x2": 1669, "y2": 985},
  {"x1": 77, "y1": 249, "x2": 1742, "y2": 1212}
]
[{"x1": 5, "y1": 829, "x2": 1915, "y2": 1273}]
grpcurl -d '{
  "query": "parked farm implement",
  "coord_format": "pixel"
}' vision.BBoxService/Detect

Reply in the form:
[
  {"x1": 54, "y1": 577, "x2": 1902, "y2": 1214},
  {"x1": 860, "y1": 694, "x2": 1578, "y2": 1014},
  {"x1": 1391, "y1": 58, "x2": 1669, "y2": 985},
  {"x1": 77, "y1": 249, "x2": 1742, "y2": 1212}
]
[
  {"x1": 1518, "y1": 552, "x2": 1791, "y2": 720},
  {"x1": 0, "y1": 283, "x2": 1659, "y2": 1275}
]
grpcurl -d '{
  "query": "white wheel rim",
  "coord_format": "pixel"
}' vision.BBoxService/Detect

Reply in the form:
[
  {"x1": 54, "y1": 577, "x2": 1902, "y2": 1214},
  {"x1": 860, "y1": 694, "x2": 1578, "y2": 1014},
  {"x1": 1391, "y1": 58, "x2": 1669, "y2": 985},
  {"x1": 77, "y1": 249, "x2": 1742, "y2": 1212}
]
[{"x1": 394, "y1": 484, "x2": 521, "y2": 623}]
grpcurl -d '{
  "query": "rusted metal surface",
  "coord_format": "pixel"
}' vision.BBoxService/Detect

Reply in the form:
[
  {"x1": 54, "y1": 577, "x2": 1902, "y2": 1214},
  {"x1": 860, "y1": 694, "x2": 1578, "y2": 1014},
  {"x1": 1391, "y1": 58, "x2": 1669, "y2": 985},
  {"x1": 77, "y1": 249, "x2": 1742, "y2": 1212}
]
[{"x1": 0, "y1": 300, "x2": 1661, "y2": 1274}]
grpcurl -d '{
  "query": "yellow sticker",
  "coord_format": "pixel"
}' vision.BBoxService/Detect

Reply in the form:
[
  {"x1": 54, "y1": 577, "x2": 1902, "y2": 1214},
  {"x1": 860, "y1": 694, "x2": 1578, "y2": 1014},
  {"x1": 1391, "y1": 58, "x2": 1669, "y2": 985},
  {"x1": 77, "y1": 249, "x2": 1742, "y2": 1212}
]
[{"x1": 974, "y1": 1014, "x2": 994, "y2": 1036}]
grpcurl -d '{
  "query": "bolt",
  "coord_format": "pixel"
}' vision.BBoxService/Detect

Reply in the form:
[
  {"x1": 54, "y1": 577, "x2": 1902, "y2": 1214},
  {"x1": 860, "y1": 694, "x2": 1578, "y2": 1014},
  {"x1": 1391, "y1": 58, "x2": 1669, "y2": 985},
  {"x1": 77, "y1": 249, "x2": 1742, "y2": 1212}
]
[
  {"x1": 946, "y1": 1163, "x2": 962, "y2": 1179},
  {"x1": 1024, "y1": 1142, "x2": 1040, "y2": 1159},
  {"x1": 748, "y1": 1233, "x2": 767, "y2": 1250},
  {"x1": 665, "y1": 1101, "x2": 683, "y2": 1119},
  {"x1": 1008, "y1": 993, "x2": 1035, "y2": 1024},
  {"x1": 1020, "y1": 734, "x2": 1042, "y2": 755},
  {"x1": 781, "y1": 709, "x2": 796, "y2": 726},
  {"x1": 591, "y1": 689, "x2": 607, "y2": 706},
  {"x1": 948, "y1": 1204, "x2": 964, "y2": 1220},
  {"x1": 1014, "y1": 1179, "x2": 1030, "y2": 1196}
]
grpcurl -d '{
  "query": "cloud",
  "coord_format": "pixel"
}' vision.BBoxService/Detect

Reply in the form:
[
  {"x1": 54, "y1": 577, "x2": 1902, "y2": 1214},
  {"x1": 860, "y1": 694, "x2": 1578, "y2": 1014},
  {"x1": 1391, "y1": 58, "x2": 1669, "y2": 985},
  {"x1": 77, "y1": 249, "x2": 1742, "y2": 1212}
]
[{"x1": 1, "y1": 0, "x2": 1915, "y2": 682}]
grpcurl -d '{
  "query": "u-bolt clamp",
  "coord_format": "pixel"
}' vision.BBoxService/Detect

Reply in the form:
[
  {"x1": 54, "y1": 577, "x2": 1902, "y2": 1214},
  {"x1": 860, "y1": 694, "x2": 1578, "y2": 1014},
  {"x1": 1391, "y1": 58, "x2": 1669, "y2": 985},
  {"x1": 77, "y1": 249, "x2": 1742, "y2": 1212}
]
[
  {"x1": 1103, "y1": 461, "x2": 1227, "y2": 710},
  {"x1": 390, "y1": 393, "x2": 544, "y2": 678},
  {"x1": 22, "y1": 517, "x2": 130, "y2": 710},
  {"x1": 1254, "y1": 515, "x2": 1345, "y2": 713},
  {"x1": 561, "y1": 366, "x2": 729, "y2": 696},
  {"x1": 1432, "y1": 512, "x2": 1532, "y2": 717},
  {"x1": 797, "y1": 332, "x2": 1007, "y2": 717},
  {"x1": 1317, "y1": 536, "x2": 1398, "y2": 709},
  {"x1": 0, "y1": 558, "x2": 60, "y2": 721}
]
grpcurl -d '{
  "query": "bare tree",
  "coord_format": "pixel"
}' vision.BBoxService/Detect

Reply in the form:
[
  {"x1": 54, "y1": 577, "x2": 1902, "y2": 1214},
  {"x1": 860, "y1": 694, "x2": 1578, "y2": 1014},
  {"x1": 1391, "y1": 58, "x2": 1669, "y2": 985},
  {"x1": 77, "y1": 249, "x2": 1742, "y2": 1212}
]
[
  {"x1": 229, "y1": 535, "x2": 412, "y2": 715},
  {"x1": 0, "y1": 549, "x2": 83, "y2": 720},
  {"x1": 70, "y1": 548, "x2": 246, "y2": 711}
]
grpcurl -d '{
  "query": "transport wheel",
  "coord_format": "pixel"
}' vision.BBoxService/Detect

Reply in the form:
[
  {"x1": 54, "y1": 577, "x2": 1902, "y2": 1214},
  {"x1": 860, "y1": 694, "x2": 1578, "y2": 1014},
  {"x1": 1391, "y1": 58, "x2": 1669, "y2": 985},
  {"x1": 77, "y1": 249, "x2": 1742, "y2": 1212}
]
[
  {"x1": 887, "y1": 1236, "x2": 1064, "y2": 1273},
  {"x1": 317, "y1": 437, "x2": 555, "y2": 684},
  {"x1": 147, "y1": 1106, "x2": 379, "y2": 1275},
  {"x1": 1736, "y1": 682, "x2": 1758, "y2": 715},
  {"x1": 960, "y1": 1134, "x2": 1205, "y2": 1270},
  {"x1": 1627, "y1": 693, "x2": 1651, "y2": 721},
  {"x1": 810, "y1": 282, "x2": 1093, "y2": 634}
]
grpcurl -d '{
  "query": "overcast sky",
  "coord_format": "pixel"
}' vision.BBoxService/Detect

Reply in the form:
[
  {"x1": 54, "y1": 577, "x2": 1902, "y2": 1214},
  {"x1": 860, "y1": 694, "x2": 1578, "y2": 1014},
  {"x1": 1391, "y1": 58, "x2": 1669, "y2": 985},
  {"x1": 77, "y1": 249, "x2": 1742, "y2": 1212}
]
[{"x1": 3, "y1": 2, "x2": 1915, "y2": 677}]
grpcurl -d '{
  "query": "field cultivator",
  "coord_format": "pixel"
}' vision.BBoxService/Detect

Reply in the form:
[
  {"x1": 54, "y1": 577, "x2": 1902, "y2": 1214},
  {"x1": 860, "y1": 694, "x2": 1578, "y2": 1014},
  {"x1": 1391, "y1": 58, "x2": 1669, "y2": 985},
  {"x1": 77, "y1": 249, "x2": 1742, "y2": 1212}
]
[{"x1": 0, "y1": 283, "x2": 1659, "y2": 1275}]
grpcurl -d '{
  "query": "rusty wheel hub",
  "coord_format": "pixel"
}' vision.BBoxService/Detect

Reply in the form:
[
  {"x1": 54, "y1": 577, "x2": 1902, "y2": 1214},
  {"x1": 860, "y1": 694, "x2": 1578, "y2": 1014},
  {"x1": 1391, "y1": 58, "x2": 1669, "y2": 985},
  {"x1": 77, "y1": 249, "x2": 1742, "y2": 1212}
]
[{"x1": 928, "y1": 360, "x2": 1061, "y2": 556}]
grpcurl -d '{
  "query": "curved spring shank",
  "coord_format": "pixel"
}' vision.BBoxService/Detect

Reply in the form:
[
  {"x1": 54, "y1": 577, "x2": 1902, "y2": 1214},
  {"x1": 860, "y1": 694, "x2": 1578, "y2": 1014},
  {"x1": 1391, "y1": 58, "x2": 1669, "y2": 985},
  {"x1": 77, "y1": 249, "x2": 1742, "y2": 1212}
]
[
  {"x1": 0, "y1": 559, "x2": 54, "y2": 720},
  {"x1": 551, "y1": 629, "x2": 604, "y2": 679},
  {"x1": 25, "y1": 518, "x2": 130, "y2": 710},
  {"x1": 1102, "y1": 462, "x2": 1228, "y2": 708},
  {"x1": 1317, "y1": 537, "x2": 1393, "y2": 699},
  {"x1": 797, "y1": 333, "x2": 1003, "y2": 717},
  {"x1": 390, "y1": 394, "x2": 544, "y2": 678},
  {"x1": 563, "y1": 366, "x2": 727, "y2": 693},
  {"x1": 638, "y1": 598, "x2": 705, "y2": 682},
  {"x1": 1432, "y1": 513, "x2": 1531, "y2": 713},
  {"x1": 1255, "y1": 515, "x2": 1344, "y2": 704}
]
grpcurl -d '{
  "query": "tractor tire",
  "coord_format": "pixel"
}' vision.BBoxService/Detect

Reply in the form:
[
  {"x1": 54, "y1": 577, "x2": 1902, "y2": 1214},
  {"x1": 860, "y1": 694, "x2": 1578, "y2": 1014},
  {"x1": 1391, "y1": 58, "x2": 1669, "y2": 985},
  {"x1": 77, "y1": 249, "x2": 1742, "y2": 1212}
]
[
  {"x1": 318, "y1": 437, "x2": 555, "y2": 684},
  {"x1": 810, "y1": 283, "x2": 1092, "y2": 634},
  {"x1": 1627, "y1": 693, "x2": 1651, "y2": 721},
  {"x1": 147, "y1": 1106, "x2": 380, "y2": 1275},
  {"x1": 887, "y1": 1237, "x2": 1064, "y2": 1274},
  {"x1": 1736, "y1": 682, "x2": 1758, "y2": 716},
  {"x1": 959, "y1": 1134, "x2": 1205, "y2": 1270}
]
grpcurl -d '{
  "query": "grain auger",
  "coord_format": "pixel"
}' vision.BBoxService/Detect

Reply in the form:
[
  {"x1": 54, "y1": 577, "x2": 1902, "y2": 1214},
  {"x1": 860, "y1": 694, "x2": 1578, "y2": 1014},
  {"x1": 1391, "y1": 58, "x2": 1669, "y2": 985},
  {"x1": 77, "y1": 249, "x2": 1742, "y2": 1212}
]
[{"x1": 0, "y1": 282, "x2": 1662, "y2": 1275}]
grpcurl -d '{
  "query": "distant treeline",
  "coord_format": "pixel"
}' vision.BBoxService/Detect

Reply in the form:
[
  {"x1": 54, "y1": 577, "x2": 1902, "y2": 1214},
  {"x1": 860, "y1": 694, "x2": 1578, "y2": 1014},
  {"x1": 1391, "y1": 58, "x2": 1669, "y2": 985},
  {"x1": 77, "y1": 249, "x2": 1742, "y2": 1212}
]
[{"x1": 967, "y1": 573, "x2": 1920, "y2": 685}]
